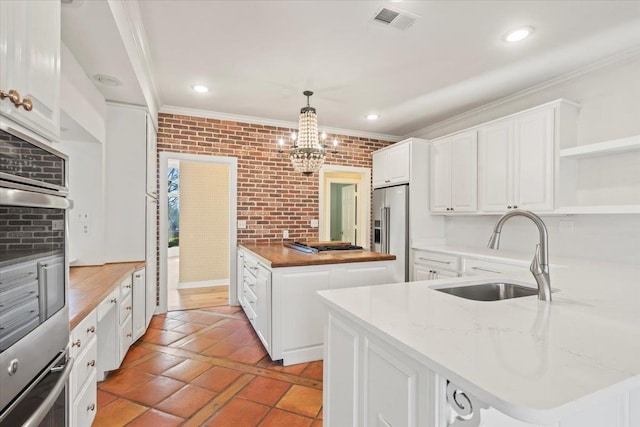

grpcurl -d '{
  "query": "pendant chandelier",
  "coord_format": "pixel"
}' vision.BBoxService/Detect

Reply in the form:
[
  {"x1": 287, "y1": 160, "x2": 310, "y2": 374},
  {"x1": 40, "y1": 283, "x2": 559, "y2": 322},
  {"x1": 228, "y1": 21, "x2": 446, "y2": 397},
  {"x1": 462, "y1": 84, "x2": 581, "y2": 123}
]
[{"x1": 278, "y1": 91, "x2": 338, "y2": 176}]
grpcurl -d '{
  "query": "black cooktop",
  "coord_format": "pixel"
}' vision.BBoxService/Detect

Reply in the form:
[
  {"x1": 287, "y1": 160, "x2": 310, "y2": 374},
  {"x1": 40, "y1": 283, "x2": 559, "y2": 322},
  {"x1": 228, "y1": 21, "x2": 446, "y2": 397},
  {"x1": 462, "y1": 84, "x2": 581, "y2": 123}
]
[{"x1": 285, "y1": 242, "x2": 364, "y2": 253}]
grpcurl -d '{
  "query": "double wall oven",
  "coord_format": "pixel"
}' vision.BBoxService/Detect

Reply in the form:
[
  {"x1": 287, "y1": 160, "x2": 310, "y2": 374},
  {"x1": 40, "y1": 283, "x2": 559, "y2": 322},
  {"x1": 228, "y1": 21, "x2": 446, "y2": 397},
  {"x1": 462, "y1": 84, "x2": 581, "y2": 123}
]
[{"x1": 0, "y1": 124, "x2": 73, "y2": 426}]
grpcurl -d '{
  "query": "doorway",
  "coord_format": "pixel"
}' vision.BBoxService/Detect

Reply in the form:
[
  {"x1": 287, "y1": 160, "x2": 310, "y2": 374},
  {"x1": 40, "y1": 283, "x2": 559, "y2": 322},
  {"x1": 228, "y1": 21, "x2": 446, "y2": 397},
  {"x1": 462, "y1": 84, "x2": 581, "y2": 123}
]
[
  {"x1": 159, "y1": 152, "x2": 238, "y2": 313},
  {"x1": 319, "y1": 165, "x2": 371, "y2": 248}
]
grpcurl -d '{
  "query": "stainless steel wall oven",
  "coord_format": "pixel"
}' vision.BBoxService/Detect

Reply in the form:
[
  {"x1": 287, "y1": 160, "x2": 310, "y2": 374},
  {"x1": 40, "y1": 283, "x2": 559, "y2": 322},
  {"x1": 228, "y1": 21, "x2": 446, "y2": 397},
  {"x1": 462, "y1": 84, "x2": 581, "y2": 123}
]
[{"x1": 0, "y1": 124, "x2": 73, "y2": 426}]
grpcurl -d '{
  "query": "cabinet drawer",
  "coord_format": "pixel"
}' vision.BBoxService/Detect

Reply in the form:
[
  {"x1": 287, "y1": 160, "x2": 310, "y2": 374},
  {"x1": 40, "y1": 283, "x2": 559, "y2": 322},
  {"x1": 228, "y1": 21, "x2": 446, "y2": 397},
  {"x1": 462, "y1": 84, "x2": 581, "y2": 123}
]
[
  {"x1": 70, "y1": 310, "x2": 97, "y2": 359},
  {"x1": 413, "y1": 251, "x2": 459, "y2": 271},
  {"x1": 98, "y1": 287, "x2": 119, "y2": 321},
  {"x1": 463, "y1": 258, "x2": 529, "y2": 276},
  {"x1": 72, "y1": 336, "x2": 97, "y2": 398},
  {"x1": 120, "y1": 275, "x2": 133, "y2": 298},
  {"x1": 241, "y1": 298, "x2": 257, "y2": 324},
  {"x1": 73, "y1": 371, "x2": 97, "y2": 427},
  {"x1": 119, "y1": 294, "x2": 132, "y2": 325}
]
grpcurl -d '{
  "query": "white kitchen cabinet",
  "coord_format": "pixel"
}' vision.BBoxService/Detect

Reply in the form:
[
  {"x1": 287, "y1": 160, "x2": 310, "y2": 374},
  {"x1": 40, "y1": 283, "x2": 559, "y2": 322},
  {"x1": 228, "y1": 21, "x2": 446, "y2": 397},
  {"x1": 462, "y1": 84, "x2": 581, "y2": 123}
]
[
  {"x1": 254, "y1": 264, "x2": 272, "y2": 352},
  {"x1": 478, "y1": 106, "x2": 556, "y2": 212},
  {"x1": 69, "y1": 310, "x2": 97, "y2": 427},
  {"x1": 430, "y1": 131, "x2": 477, "y2": 213},
  {"x1": 0, "y1": 0, "x2": 60, "y2": 142},
  {"x1": 146, "y1": 114, "x2": 158, "y2": 196},
  {"x1": 96, "y1": 287, "x2": 119, "y2": 381},
  {"x1": 132, "y1": 268, "x2": 146, "y2": 341},
  {"x1": 411, "y1": 250, "x2": 460, "y2": 281},
  {"x1": 145, "y1": 198, "x2": 157, "y2": 328},
  {"x1": 373, "y1": 142, "x2": 411, "y2": 188},
  {"x1": 118, "y1": 276, "x2": 133, "y2": 364},
  {"x1": 105, "y1": 103, "x2": 148, "y2": 263}
]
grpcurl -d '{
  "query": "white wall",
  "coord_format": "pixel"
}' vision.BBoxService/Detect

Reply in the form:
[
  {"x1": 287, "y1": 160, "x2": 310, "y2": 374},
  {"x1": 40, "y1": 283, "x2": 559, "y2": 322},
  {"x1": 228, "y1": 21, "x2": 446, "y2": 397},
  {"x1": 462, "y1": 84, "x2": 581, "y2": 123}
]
[
  {"x1": 60, "y1": 43, "x2": 106, "y2": 143},
  {"x1": 59, "y1": 140, "x2": 106, "y2": 266},
  {"x1": 414, "y1": 53, "x2": 640, "y2": 265}
]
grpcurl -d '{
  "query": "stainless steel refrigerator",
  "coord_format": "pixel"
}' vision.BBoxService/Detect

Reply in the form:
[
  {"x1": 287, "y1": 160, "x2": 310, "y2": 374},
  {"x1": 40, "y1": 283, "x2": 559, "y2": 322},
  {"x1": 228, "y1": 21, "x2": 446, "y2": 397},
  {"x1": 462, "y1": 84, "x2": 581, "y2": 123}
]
[{"x1": 373, "y1": 184, "x2": 409, "y2": 282}]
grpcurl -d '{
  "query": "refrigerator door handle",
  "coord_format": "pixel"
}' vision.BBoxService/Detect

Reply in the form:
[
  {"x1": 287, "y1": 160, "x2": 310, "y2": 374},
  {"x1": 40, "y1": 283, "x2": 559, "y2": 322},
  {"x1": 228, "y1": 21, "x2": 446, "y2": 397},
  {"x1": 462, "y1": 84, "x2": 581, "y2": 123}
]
[{"x1": 382, "y1": 207, "x2": 391, "y2": 254}]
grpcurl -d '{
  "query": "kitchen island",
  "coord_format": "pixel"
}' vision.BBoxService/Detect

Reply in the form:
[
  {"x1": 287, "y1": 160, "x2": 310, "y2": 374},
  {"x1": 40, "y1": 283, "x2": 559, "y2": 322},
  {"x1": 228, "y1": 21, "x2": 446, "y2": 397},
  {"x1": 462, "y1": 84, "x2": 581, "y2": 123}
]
[
  {"x1": 318, "y1": 251, "x2": 640, "y2": 427},
  {"x1": 238, "y1": 243, "x2": 395, "y2": 365}
]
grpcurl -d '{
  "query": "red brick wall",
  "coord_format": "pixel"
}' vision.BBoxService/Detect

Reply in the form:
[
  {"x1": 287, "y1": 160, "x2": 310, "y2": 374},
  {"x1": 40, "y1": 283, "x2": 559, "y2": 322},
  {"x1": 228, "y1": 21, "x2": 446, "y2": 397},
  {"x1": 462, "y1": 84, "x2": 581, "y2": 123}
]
[{"x1": 157, "y1": 113, "x2": 394, "y2": 244}]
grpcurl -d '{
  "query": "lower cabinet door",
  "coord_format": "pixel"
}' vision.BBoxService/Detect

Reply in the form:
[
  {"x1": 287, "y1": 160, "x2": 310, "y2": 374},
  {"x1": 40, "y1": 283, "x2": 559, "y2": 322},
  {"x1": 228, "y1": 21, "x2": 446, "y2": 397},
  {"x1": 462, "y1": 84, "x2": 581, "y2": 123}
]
[
  {"x1": 119, "y1": 315, "x2": 133, "y2": 364},
  {"x1": 412, "y1": 264, "x2": 433, "y2": 281},
  {"x1": 132, "y1": 269, "x2": 146, "y2": 341},
  {"x1": 72, "y1": 371, "x2": 97, "y2": 427},
  {"x1": 97, "y1": 299, "x2": 119, "y2": 380},
  {"x1": 364, "y1": 339, "x2": 420, "y2": 427}
]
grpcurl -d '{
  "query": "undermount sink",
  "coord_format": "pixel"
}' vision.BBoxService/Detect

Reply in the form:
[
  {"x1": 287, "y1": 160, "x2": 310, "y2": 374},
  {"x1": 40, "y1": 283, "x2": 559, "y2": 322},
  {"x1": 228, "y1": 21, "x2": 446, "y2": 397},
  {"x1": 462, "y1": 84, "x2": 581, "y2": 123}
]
[{"x1": 434, "y1": 281, "x2": 538, "y2": 301}]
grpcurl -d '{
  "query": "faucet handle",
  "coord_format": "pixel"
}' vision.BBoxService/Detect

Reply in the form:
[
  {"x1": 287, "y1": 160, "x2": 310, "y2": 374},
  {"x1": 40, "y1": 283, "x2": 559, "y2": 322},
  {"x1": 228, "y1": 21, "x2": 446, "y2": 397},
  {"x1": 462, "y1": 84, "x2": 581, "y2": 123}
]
[{"x1": 530, "y1": 244, "x2": 544, "y2": 275}]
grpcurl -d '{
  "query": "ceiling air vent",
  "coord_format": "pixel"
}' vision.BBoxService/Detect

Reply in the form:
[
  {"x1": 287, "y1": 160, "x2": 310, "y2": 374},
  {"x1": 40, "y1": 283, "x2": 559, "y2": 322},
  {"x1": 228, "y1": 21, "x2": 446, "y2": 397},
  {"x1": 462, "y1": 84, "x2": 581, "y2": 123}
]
[{"x1": 372, "y1": 7, "x2": 419, "y2": 31}]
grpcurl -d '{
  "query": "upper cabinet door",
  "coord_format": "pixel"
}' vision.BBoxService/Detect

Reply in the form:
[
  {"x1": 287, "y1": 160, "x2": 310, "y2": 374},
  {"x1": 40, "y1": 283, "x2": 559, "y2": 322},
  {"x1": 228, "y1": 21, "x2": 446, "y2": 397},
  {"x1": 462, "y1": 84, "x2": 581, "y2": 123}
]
[
  {"x1": 0, "y1": 1, "x2": 60, "y2": 142},
  {"x1": 450, "y1": 131, "x2": 478, "y2": 212},
  {"x1": 478, "y1": 120, "x2": 514, "y2": 212},
  {"x1": 429, "y1": 138, "x2": 452, "y2": 212},
  {"x1": 386, "y1": 143, "x2": 411, "y2": 185},
  {"x1": 372, "y1": 142, "x2": 410, "y2": 188},
  {"x1": 146, "y1": 115, "x2": 158, "y2": 196},
  {"x1": 514, "y1": 109, "x2": 555, "y2": 211},
  {"x1": 372, "y1": 150, "x2": 388, "y2": 188}
]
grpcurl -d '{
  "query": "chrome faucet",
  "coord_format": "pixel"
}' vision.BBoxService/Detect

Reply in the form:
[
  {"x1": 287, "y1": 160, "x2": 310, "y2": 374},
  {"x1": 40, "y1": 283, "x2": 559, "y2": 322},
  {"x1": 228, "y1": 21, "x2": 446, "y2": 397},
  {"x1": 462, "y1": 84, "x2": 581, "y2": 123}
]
[{"x1": 487, "y1": 209, "x2": 552, "y2": 301}]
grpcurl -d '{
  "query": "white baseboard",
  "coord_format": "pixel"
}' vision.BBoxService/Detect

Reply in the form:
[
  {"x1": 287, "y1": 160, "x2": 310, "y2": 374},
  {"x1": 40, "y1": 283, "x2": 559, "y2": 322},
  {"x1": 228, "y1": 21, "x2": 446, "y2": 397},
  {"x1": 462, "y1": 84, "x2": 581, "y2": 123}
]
[
  {"x1": 168, "y1": 246, "x2": 179, "y2": 257},
  {"x1": 177, "y1": 278, "x2": 229, "y2": 289}
]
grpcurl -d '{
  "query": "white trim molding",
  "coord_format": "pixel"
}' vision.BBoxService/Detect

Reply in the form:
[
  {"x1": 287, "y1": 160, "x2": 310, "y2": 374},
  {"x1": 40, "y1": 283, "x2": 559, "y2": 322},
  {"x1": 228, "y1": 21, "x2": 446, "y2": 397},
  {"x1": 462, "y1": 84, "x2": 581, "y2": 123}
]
[
  {"x1": 107, "y1": 0, "x2": 161, "y2": 126},
  {"x1": 177, "y1": 279, "x2": 229, "y2": 290},
  {"x1": 160, "y1": 105, "x2": 403, "y2": 142},
  {"x1": 405, "y1": 45, "x2": 640, "y2": 139},
  {"x1": 158, "y1": 152, "x2": 238, "y2": 312}
]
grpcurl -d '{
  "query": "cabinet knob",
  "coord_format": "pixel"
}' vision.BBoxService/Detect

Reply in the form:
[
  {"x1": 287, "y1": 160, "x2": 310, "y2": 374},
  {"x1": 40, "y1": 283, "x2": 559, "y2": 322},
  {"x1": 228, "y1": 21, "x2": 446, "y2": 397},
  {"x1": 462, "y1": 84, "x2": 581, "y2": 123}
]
[
  {"x1": 126, "y1": 333, "x2": 132, "y2": 338},
  {"x1": 87, "y1": 360, "x2": 96, "y2": 367},
  {"x1": 126, "y1": 305, "x2": 132, "y2": 310},
  {"x1": 135, "y1": 274, "x2": 141, "y2": 278},
  {"x1": 87, "y1": 403, "x2": 95, "y2": 412},
  {"x1": 72, "y1": 339, "x2": 81, "y2": 348},
  {"x1": 110, "y1": 298, "x2": 117, "y2": 304},
  {"x1": 450, "y1": 207, "x2": 454, "y2": 211},
  {"x1": 0, "y1": 89, "x2": 20, "y2": 105},
  {"x1": 125, "y1": 284, "x2": 132, "y2": 289},
  {"x1": 86, "y1": 326, "x2": 95, "y2": 334},
  {"x1": 507, "y1": 205, "x2": 512, "y2": 209},
  {"x1": 513, "y1": 205, "x2": 518, "y2": 209}
]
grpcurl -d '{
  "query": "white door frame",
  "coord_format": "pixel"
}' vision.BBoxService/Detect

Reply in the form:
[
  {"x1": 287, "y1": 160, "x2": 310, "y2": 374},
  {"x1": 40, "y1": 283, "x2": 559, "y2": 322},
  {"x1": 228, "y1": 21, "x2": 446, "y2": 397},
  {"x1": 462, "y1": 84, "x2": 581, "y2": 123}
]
[
  {"x1": 158, "y1": 152, "x2": 238, "y2": 313},
  {"x1": 319, "y1": 165, "x2": 371, "y2": 248}
]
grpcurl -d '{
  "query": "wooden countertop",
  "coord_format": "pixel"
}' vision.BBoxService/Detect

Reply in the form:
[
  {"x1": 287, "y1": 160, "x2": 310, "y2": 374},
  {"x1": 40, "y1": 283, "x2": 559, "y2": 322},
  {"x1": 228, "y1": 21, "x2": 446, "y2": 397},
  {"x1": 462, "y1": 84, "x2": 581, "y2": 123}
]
[
  {"x1": 69, "y1": 261, "x2": 145, "y2": 330},
  {"x1": 240, "y1": 244, "x2": 395, "y2": 268}
]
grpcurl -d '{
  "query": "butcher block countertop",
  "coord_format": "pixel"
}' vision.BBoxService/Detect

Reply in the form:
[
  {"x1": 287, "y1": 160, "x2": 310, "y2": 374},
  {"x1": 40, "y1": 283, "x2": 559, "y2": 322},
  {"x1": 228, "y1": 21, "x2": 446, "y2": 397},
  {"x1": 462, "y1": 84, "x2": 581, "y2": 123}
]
[
  {"x1": 240, "y1": 243, "x2": 395, "y2": 268},
  {"x1": 69, "y1": 261, "x2": 145, "y2": 329}
]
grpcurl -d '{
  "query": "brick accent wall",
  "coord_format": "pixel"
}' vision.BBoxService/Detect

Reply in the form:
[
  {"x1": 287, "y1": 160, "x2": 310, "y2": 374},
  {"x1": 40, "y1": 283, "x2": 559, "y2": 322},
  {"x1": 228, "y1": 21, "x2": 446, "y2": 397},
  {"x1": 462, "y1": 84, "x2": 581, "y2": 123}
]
[{"x1": 157, "y1": 113, "x2": 394, "y2": 244}]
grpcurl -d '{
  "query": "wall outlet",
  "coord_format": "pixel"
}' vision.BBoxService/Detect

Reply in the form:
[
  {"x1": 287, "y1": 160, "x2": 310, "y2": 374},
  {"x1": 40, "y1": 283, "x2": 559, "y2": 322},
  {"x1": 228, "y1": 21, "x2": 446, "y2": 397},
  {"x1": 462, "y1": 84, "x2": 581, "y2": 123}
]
[
  {"x1": 75, "y1": 210, "x2": 89, "y2": 223},
  {"x1": 237, "y1": 220, "x2": 247, "y2": 229},
  {"x1": 52, "y1": 220, "x2": 64, "y2": 231},
  {"x1": 310, "y1": 219, "x2": 319, "y2": 228},
  {"x1": 82, "y1": 223, "x2": 90, "y2": 236},
  {"x1": 283, "y1": 230, "x2": 289, "y2": 239}
]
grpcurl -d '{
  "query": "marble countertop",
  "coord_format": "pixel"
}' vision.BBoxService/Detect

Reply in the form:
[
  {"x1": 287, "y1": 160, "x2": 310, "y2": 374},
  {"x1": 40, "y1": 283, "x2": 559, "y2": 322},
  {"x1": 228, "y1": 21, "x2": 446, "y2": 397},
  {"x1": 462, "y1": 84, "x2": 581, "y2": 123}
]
[
  {"x1": 240, "y1": 243, "x2": 395, "y2": 268},
  {"x1": 318, "y1": 248, "x2": 640, "y2": 424}
]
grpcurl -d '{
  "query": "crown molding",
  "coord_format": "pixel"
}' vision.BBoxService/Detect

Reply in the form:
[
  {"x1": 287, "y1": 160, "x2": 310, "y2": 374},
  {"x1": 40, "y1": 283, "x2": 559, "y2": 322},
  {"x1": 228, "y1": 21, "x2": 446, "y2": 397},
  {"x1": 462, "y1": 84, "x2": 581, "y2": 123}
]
[
  {"x1": 160, "y1": 105, "x2": 403, "y2": 142},
  {"x1": 404, "y1": 45, "x2": 640, "y2": 139},
  {"x1": 107, "y1": 0, "x2": 161, "y2": 126}
]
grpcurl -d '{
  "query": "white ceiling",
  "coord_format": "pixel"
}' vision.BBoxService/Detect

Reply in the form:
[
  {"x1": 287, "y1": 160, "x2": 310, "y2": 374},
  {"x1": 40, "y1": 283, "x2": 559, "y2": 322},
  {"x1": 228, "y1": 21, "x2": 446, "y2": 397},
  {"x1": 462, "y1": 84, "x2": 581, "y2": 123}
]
[{"x1": 63, "y1": 1, "x2": 640, "y2": 137}]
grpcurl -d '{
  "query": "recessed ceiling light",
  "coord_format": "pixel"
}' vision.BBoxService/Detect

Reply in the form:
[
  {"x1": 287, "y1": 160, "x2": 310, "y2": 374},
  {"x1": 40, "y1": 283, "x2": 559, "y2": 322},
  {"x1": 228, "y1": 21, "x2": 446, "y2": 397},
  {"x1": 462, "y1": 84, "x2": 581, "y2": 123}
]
[
  {"x1": 92, "y1": 74, "x2": 122, "y2": 87},
  {"x1": 191, "y1": 85, "x2": 209, "y2": 93},
  {"x1": 366, "y1": 114, "x2": 380, "y2": 121},
  {"x1": 504, "y1": 26, "x2": 535, "y2": 43}
]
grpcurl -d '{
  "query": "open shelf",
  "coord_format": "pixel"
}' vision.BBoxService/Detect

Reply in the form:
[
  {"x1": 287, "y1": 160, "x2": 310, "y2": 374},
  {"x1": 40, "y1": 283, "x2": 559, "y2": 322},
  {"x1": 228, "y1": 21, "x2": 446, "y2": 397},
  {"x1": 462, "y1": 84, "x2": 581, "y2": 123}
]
[{"x1": 560, "y1": 135, "x2": 640, "y2": 159}]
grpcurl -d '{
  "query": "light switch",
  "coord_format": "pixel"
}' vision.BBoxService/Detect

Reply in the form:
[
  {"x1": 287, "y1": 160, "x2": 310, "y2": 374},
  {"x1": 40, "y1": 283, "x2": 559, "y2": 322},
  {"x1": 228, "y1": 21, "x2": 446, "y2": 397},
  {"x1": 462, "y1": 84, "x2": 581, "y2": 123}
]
[
  {"x1": 237, "y1": 220, "x2": 247, "y2": 229},
  {"x1": 310, "y1": 219, "x2": 319, "y2": 228},
  {"x1": 283, "y1": 230, "x2": 289, "y2": 238}
]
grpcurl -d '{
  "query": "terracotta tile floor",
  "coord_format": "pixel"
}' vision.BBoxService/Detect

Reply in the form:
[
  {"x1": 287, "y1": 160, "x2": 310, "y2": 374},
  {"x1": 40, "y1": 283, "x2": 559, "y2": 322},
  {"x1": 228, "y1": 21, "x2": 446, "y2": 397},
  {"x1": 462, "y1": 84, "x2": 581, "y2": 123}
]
[{"x1": 95, "y1": 306, "x2": 323, "y2": 426}]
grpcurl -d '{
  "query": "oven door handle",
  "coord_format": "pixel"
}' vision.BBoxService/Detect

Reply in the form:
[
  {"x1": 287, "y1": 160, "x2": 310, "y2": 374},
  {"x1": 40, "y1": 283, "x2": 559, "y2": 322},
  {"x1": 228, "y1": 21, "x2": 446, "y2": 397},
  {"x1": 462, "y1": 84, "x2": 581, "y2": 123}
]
[
  {"x1": 0, "y1": 187, "x2": 73, "y2": 209},
  {"x1": 22, "y1": 357, "x2": 74, "y2": 427}
]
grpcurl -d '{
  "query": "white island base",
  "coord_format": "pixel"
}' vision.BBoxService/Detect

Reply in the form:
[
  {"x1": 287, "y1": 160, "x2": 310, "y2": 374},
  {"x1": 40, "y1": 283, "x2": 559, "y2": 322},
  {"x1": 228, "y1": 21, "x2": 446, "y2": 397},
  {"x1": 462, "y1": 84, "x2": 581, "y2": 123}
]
[{"x1": 323, "y1": 307, "x2": 640, "y2": 427}]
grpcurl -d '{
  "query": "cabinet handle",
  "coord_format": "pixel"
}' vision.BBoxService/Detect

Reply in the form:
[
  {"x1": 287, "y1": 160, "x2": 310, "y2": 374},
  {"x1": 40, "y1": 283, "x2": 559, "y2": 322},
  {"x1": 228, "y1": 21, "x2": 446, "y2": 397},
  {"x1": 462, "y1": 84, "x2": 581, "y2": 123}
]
[
  {"x1": 507, "y1": 205, "x2": 512, "y2": 209},
  {"x1": 126, "y1": 333, "x2": 132, "y2": 338},
  {"x1": 126, "y1": 305, "x2": 132, "y2": 310},
  {"x1": 87, "y1": 403, "x2": 95, "y2": 412},
  {"x1": 470, "y1": 266, "x2": 501, "y2": 274},
  {"x1": 72, "y1": 339, "x2": 81, "y2": 348},
  {"x1": 385, "y1": 179, "x2": 391, "y2": 183},
  {"x1": 417, "y1": 257, "x2": 452, "y2": 265},
  {"x1": 513, "y1": 205, "x2": 518, "y2": 209},
  {"x1": 18, "y1": 97, "x2": 33, "y2": 111},
  {"x1": 135, "y1": 274, "x2": 141, "y2": 278},
  {"x1": 86, "y1": 326, "x2": 95, "y2": 334},
  {"x1": 87, "y1": 360, "x2": 96, "y2": 367},
  {"x1": 0, "y1": 89, "x2": 32, "y2": 111},
  {"x1": 125, "y1": 284, "x2": 132, "y2": 289}
]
